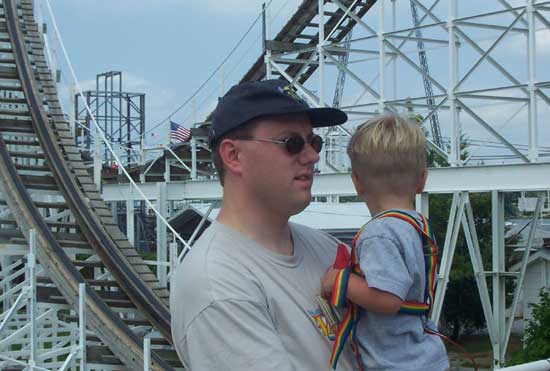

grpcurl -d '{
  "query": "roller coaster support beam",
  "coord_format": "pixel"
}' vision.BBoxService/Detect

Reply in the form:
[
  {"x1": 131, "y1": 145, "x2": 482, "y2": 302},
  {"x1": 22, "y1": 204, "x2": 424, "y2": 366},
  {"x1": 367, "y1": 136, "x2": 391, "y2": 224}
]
[
  {"x1": 103, "y1": 163, "x2": 550, "y2": 202},
  {"x1": 498, "y1": 359, "x2": 550, "y2": 371}
]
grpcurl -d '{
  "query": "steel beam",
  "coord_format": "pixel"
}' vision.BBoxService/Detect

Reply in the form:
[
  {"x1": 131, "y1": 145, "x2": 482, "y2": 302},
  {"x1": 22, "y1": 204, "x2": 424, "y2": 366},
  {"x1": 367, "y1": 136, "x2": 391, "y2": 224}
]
[
  {"x1": 156, "y1": 182, "x2": 167, "y2": 287},
  {"x1": 102, "y1": 163, "x2": 550, "y2": 202}
]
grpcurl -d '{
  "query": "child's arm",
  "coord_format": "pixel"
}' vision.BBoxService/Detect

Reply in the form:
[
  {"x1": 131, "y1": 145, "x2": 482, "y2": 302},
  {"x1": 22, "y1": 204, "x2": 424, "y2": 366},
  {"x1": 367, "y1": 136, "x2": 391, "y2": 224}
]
[{"x1": 321, "y1": 267, "x2": 403, "y2": 314}]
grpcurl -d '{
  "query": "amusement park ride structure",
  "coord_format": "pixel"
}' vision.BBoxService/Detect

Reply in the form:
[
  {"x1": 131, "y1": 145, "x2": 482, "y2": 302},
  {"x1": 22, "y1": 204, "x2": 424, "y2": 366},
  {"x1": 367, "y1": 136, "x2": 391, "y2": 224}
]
[{"x1": 1, "y1": 0, "x2": 550, "y2": 370}]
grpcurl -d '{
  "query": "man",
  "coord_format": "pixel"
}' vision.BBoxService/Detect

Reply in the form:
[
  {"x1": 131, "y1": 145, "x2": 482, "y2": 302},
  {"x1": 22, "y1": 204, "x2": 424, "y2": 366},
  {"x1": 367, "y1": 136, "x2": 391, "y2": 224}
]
[{"x1": 170, "y1": 79, "x2": 355, "y2": 370}]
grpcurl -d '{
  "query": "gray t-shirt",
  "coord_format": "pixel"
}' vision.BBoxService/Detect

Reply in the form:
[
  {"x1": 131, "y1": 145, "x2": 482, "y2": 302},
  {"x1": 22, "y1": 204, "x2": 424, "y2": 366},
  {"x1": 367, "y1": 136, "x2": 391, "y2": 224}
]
[
  {"x1": 170, "y1": 220, "x2": 355, "y2": 371},
  {"x1": 354, "y1": 210, "x2": 449, "y2": 371}
]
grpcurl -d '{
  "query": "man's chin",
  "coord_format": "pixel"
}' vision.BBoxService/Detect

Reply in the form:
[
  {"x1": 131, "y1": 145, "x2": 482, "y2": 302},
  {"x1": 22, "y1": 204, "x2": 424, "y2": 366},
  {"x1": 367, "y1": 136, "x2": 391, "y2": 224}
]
[{"x1": 288, "y1": 196, "x2": 311, "y2": 216}]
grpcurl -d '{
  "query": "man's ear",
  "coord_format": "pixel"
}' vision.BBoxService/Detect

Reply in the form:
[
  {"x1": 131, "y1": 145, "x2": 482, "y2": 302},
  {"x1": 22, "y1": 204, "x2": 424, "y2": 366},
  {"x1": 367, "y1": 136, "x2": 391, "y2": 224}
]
[
  {"x1": 416, "y1": 168, "x2": 428, "y2": 194},
  {"x1": 351, "y1": 172, "x2": 364, "y2": 196},
  {"x1": 219, "y1": 139, "x2": 243, "y2": 177}
]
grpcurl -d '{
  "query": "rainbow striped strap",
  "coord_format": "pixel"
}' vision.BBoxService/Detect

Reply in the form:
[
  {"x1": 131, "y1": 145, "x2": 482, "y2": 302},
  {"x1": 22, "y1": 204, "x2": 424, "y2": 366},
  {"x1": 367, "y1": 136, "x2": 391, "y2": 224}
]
[
  {"x1": 350, "y1": 228, "x2": 365, "y2": 277},
  {"x1": 330, "y1": 268, "x2": 350, "y2": 308},
  {"x1": 328, "y1": 228, "x2": 366, "y2": 370},
  {"x1": 399, "y1": 301, "x2": 430, "y2": 314},
  {"x1": 375, "y1": 210, "x2": 439, "y2": 316},
  {"x1": 329, "y1": 303, "x2": 359, "y2": 369},
  {"x1": 328, "y1": 211, "x2": 439, "y2": 369}
]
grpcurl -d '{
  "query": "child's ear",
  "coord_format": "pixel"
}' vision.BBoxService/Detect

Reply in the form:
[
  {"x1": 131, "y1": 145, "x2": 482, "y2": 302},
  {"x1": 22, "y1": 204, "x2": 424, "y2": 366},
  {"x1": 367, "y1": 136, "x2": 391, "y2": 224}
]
[
  {"x1": 351, "y1": 172, "x2": 365, "y2": 196},
  {"x1": 416, "y1": 169, "x2": 428, "y2": 194}
]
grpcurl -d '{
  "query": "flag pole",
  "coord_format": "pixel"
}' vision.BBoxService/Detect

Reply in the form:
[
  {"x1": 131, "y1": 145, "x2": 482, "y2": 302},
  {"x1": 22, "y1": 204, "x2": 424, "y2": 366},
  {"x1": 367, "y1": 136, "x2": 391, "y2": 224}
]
[{"x1": 165, "y1": 117, "x2": 171, "y2": 181}]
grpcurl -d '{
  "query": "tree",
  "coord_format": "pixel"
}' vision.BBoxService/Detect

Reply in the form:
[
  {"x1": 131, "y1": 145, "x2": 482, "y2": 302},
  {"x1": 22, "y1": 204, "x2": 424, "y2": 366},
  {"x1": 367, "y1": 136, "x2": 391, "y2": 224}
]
[{"x1": 509, "y1": 288, "x2": 550, "y2": 365}]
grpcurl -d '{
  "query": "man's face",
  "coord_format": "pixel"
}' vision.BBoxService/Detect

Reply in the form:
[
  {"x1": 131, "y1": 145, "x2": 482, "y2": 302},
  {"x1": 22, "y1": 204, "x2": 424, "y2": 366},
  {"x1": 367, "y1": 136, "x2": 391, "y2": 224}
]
[{"x1": 238, "y1": 113, "x2": 320, "y2": 217}]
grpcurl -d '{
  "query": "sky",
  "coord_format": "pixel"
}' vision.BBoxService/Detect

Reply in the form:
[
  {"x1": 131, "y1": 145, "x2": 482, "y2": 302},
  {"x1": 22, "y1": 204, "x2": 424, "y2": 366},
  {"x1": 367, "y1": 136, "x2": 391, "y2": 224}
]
[
  {"x1": 47, "y1": 0, "x2": 300, "y2": 145},
  {"x1": 44, "y1": 0, "x2": 550, "y2": 164}
]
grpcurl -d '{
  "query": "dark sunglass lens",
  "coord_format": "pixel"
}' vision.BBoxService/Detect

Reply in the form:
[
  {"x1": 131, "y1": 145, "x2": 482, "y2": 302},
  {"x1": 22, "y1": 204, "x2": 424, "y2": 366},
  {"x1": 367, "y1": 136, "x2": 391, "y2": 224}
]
[
  {"x1": 310, "y1": 135, "x2": 323, "y2": 153},
  {"x1": 285, "y1": 136, "x2": 306, "y2": 154}
]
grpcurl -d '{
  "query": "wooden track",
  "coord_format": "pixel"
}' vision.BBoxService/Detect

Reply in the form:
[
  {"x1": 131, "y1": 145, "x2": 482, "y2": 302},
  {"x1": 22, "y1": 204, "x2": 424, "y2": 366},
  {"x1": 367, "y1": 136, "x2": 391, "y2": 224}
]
[
  {"x1": 0, "y1": 0, "x2": 176, "y2": 369},
  {"x1": 0, "y1": 1, "x2": 378, "y2": 369},
  {"x1": 241, "y1": 0, "x2": 377, "y2": 83}
]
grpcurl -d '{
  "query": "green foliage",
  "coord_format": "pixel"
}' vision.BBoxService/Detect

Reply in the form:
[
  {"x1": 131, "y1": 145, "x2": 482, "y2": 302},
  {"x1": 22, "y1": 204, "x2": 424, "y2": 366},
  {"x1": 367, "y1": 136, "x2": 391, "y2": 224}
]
[
  {"x1": 339, "y1": 195, "x2": 362, "y2": 203},
  {"x1": 523, "y1": 289, "x2": 550, "y2": 358},
  {"x1": 504, "y1": 192, "x2": 521, "y2": 218},
  {"x1": 429, "y1": 193, "x2": 491, "y2": 339},
  {"x1": 509, "y1": 288, "x2": 550, "y2": 365}
]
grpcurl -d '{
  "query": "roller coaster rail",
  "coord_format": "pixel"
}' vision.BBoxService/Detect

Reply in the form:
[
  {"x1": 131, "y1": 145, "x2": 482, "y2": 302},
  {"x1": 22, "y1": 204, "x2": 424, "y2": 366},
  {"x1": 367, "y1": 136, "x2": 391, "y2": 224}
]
[
  {"x1": 0, "y1": 0, "x2": 178, "y2": 369},
  {"x1": 2, "y1": 0, "x2": 550, "y2": 370}
]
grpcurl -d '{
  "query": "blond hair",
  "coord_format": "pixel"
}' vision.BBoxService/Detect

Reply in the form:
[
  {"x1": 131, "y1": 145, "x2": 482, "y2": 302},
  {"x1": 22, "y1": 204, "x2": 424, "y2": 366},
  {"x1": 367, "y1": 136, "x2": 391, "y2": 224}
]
[{"x1": 347, "y1": 114, "x2": 427, "y2": 196}]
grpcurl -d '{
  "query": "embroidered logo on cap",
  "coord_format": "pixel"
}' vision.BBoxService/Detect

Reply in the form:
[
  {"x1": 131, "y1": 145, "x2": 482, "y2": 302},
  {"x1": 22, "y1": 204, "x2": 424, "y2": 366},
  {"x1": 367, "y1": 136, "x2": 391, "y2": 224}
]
[{"x1": 280, "y1": 84, "x2": 303, "y2": 102}]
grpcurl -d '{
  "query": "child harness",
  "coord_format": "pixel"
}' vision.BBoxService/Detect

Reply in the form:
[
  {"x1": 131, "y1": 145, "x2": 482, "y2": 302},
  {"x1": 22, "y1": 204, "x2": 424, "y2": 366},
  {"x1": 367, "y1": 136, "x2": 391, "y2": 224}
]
[{"x1": 328, "y1": 210, "x2": 439, "y2": 369}]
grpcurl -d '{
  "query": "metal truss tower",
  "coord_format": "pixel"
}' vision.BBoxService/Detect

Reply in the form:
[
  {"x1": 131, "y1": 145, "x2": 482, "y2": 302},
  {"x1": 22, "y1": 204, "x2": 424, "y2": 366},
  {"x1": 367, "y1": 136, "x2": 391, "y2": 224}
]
[
  {"x1": 327, "y1": 31, "x2": 354, "y2": 171},
  {"x1": 259, "y1": 0, "x2": 549, "y2": 168},
  {"x1": 74, "y1": 71, "x2": 145, "y2": 169},
  {"x1": 409, "y1": 0, "x2": 443, "y2": 149}
]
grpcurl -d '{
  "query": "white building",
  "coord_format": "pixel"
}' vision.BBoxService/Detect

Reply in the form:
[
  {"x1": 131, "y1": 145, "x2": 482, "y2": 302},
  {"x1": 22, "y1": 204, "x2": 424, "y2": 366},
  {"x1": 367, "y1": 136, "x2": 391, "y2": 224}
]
[
  {"x1": 168, "y1": 202, "x2": 371, "y2": 245},
  {"x1": 513, "y1": 244, "x2": 550, "y2": 325}
]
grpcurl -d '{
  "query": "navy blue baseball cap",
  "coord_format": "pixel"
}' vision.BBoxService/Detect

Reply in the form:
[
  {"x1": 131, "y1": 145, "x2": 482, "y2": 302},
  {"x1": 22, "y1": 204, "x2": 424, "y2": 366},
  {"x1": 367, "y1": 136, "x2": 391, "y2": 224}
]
[{"x1": 209, "y1": 79, "x2": 347, "y2": 146}]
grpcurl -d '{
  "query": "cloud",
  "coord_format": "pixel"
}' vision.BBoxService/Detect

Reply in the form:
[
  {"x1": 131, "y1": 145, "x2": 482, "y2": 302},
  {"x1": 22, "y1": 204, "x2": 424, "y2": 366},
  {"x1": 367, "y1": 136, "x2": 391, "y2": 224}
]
[
  {"x1": 51, "y1": 0, "x2": 183, "y2": 14},
  {"x1": 193, "y1": 0, "x2": 271, "y2": 15},
  {"x1": 51, "y1": 0, "x2": 294, "y2": 18},
  {"x1": 185, "y1": 0, "x2": 299, "y2": 22},
  {"x1": 456, "y1": 96, "x2": 550, "y2": 162},
  {"x1": 499, "y1": 28, "x2": 550, "y2": 57},
  {"x1": 536, "y1": 29, "x2": 550, "y2": 56}
]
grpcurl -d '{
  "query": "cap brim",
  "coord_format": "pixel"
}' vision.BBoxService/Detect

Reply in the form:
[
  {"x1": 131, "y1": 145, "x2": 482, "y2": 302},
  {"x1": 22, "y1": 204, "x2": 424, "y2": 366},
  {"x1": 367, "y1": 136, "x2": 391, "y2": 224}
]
[{"x1": 306, "y1": 107, "x2": 347, "y2": 127}]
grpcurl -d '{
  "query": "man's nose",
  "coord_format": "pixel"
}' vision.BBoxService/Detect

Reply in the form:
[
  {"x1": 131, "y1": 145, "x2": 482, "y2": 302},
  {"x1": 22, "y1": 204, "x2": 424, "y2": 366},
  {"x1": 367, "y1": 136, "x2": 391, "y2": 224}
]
[{"x1": 300, "y1": 140, "x2": 321, "y2": 164}]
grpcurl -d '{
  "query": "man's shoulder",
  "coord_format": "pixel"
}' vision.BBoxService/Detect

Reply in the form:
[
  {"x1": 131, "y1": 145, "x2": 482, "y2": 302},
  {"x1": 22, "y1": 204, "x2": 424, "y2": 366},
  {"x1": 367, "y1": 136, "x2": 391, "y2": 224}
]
[
  {"x1": 171, "y1": 223, "x2": 265, "y2": 304},
  {"x1": 174, "y1": 225, "x2": 219, "y2": 279},
  {"x1": 170, "y1": 225, "x2": 268, "y2": 357},
  {"x1": 175, "y1": 225, "x2": 246, "y2": 280},
  {"x1": 170, "y1": 230, "x2": 214, "y2": 306}
]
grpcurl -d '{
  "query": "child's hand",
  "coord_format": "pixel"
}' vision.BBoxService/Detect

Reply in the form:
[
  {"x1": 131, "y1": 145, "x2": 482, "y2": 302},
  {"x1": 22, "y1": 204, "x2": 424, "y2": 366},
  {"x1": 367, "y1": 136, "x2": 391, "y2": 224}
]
[{"x1": 320, "y1": 267, "x2": 338, "y2": 299}]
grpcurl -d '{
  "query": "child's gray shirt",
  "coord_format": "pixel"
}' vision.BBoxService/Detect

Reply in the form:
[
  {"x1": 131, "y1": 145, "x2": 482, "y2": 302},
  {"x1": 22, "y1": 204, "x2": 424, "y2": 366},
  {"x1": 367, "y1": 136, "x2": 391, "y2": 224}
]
[{"x1": 354, "y1": 210, "x2": 449, "y2": 371}]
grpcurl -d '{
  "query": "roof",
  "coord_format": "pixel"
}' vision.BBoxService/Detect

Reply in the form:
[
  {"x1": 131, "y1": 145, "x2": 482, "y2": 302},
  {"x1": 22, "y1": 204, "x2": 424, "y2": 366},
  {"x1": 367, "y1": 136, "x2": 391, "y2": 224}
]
[
  {"x1": 168, "y1": 202, "x2": 371, "y2": 242},
  {"x1": 505, "y1": 219, "x2": 550, "y2": 240},
  {"x1": 510, "y1": 248, "x2": 550, "y2": 271}
]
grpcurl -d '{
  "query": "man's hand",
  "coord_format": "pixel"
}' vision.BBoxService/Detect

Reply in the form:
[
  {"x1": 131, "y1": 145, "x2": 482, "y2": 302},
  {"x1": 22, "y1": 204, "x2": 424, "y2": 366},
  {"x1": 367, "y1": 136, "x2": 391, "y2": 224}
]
[{"x1": 320, "y1": 267, "x2": 338, "y2": 299}]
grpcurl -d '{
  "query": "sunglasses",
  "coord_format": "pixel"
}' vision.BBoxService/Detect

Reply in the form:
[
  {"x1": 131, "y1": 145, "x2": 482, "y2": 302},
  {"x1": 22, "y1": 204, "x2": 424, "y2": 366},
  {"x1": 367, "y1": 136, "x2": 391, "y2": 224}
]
[{"x1": 236, "y1": 134, "x2": 323, "y2": 155}]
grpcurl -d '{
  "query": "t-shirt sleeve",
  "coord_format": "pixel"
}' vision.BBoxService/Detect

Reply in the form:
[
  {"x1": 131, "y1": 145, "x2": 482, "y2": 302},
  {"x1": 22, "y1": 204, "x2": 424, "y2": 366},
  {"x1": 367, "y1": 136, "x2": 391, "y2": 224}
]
[
  {"x1": 357, "y1": 235, "x2": 413, "y2": 300},
  {"x1": 177, "y1": 299, "x2": 296, "y2": 371}
]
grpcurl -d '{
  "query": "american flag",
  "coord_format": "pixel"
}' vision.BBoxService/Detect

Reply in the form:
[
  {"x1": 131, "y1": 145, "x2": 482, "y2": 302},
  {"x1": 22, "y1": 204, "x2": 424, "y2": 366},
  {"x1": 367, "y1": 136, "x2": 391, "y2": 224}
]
[{"x1": 170, "y1": 121, "x2": 191, "y2": 143}]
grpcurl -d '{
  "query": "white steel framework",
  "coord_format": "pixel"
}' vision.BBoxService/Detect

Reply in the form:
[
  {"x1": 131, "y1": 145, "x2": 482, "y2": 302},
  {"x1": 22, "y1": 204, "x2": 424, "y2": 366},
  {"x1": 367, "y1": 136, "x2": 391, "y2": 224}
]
[
  {"x1": 263, "y1": 2, "x2": 550, "y2": 367},
  {"x1": 102, "y1": 163, "x2": 550, "y2": 368},
  {"x1": 263, "y1": 0, "x2": 550, "y2": 168},
  {"x1": 4, "y1": 1, "x2": 550, "y2": 370},
  {"x1": 0, "y1": 230, "x2": 86, "y2": 371}
]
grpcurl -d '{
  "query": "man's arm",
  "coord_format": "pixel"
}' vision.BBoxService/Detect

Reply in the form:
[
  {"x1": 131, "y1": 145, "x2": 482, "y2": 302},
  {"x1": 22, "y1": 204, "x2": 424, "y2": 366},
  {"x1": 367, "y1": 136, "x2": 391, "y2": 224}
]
[
  {"x1": 176, "y1": 299, "x2": 296, "y2": 371},
  {"x1": 321, "y1": 268, "x2": 402, "y2": 314}
]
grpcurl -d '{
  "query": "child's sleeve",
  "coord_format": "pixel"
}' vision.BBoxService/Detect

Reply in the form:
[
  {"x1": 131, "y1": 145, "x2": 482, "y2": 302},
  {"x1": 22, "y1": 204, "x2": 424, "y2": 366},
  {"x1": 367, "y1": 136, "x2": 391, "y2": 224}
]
[{"x1": 357, "y1": 234, "x2": 413, "y2": 300}]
